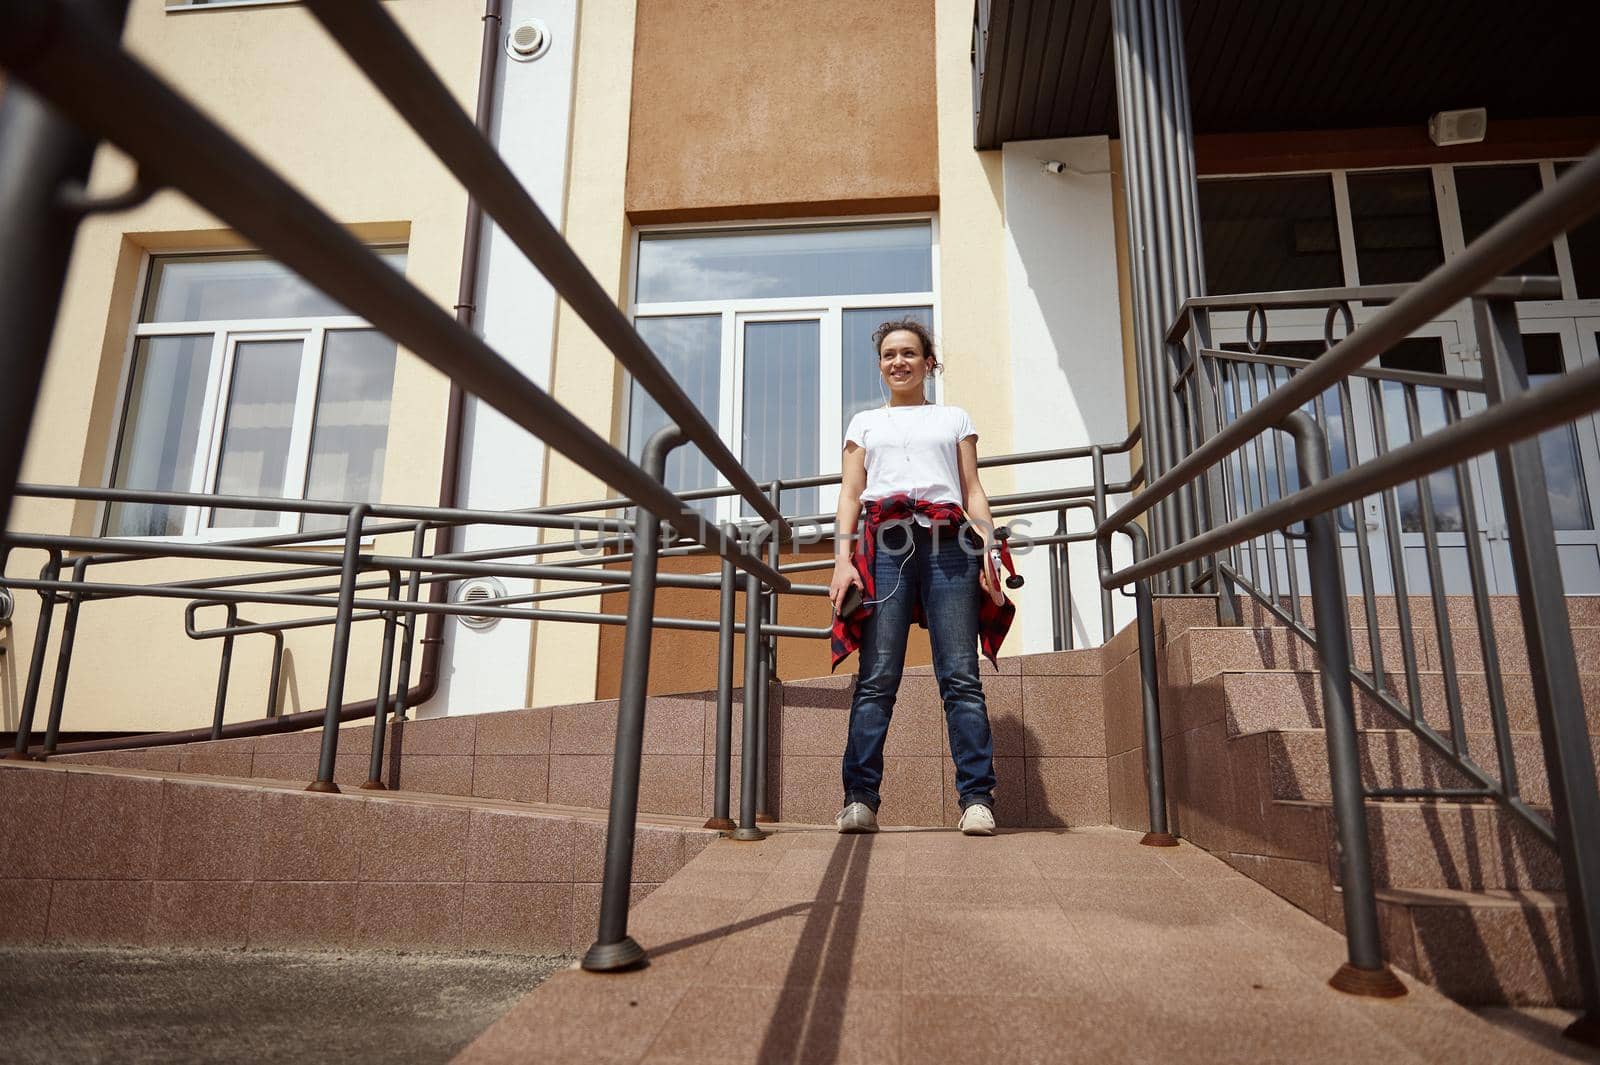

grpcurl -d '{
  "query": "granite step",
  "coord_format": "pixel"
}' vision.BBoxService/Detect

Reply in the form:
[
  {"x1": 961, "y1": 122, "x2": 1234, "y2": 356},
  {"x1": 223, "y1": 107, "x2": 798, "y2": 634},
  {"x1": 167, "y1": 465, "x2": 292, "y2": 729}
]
[
  {"x1": 1198, "y1": 670, "x2": 1600, "y2": 739},
  {"x1": 1276, "y1": 799, "x2": 1564, "y2": 892},
  {"x1": 1170, "y1": 624, "x2": 1600, "y2": 684},
  {"x1": 1258, "y1": 727, "x2": 1600, "y2": 809},
  {"x1": 1361, "y1": 885, "x2": 1582, "y2": 1007}
]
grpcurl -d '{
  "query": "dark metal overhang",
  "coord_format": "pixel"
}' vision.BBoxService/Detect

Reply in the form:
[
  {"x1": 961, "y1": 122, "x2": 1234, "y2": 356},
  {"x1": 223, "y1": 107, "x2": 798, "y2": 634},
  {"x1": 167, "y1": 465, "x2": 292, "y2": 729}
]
[{"x1": 973, "y1": 0, "x2": 1600, "y2": 149}]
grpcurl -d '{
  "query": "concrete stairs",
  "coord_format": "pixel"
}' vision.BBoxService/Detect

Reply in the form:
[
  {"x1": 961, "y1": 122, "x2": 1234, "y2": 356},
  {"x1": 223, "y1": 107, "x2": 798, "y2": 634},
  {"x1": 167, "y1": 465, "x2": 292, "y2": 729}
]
[{"x1": 1127, "y1": 595, "x2": 1597, "y2": 1006}]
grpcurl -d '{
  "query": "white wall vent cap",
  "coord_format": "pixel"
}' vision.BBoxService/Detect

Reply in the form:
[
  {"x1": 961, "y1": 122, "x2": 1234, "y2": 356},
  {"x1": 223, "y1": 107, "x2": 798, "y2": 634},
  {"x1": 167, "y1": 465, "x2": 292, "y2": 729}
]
[
  {"x1": 506, "y1": 19, "x2": 551, "y2": 62},
  {"x1": 456, "y1": 577, "x2": 508, "y2": 629}
]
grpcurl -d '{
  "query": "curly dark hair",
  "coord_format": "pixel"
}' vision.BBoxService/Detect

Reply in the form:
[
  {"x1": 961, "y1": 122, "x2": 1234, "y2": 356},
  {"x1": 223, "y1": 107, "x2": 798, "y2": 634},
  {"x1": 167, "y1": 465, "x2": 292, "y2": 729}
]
[{"x1": 871, "y1": 318, "x2": 940, "y2": 374}]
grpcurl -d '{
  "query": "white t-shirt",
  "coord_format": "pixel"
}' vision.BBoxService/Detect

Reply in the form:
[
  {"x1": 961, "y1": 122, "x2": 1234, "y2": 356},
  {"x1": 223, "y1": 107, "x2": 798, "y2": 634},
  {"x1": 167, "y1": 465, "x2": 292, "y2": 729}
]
[{"x1": 844, "y1": 403, "x2": 978, "y2": 519}]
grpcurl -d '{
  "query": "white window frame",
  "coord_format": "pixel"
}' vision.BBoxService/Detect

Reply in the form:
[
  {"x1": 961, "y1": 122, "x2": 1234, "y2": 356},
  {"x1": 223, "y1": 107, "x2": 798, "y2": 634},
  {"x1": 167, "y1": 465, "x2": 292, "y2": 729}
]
[
  {"x1": 165, "y1": 0, "x2": 303, "y2": 13},
  {"x1": 624, "y1": 213, "x2": 941, "y2": 526},
  {"x1": 99, "y1": 248, "x2": 402, "y2": 542}
]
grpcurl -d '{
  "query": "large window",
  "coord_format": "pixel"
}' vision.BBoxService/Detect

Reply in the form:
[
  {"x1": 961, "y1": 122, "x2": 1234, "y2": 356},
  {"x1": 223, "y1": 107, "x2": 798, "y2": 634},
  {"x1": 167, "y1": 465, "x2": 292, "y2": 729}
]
[
  {"x1": 104, "y1": 250, "x2": 403, "y2": 538},
  {"x1": 628, "y1": 221, "x2": 936, "y2": 523}
]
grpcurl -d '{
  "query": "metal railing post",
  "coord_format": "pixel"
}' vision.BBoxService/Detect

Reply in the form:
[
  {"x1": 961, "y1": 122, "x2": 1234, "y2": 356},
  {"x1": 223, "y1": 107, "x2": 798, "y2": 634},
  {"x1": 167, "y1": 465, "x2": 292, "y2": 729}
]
[
  {"x1": 308, "y1": 504, "x2": 369, "y2": 794},
  {"x1": 42, "y1": 557, "x2": 88, "y2": 755},
  {"x1": 1281, "y1": 411, "x2": 1406, "y2": 998},
  {"x1": 582, "y1": 426, "x2": 688, "y2": 973},
  {"x1": 1126, "y1": 525, "x2": 1176, "y2": 847},
  {"x1": 209, "y1": 603, "x2": 238, "y2": 742},
  {"x1": 1050, "y1": 508, "x2": 1069, "y2": 651},
  {"x1": 390, "y1": 522, "x2": 428, "y2": 724},
  {"x1": 705, "y1": 527, "x2": 738, "y2": 831},
  {"x1": 363, "y1": 569, "x2": 403, "y2": 791},
  {"x1": 755, "y1": 482, "x2": 781, "y2": 823},
  {"x1": 1475, "y1": 296, "x2": 1600, "y2": 1037},
  {"x1": 733, "y1": 562, "x2": 768, "y2": 842},
  {"x1": 9, "y1": 554, "x2": 60, "y2": 760}
]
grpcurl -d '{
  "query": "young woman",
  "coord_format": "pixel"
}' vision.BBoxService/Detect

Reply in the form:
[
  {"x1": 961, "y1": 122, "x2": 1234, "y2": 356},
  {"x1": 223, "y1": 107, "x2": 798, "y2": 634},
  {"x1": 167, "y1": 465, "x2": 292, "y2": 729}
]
[{"x1": 828, "y1": 319, "x2": 1014, "y2": 837}]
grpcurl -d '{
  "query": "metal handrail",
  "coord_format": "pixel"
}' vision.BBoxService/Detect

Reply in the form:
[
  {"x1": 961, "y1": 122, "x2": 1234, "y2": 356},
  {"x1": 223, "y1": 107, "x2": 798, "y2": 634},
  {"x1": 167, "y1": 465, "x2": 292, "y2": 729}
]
[
  {"x1": 298, "y1": 0, "x2": 787, "y2": 540},
  {"x1": 1098, "y1": 147, "x2": 1600, "y2": 1014},
  {"x1": 0, "y1": 3, "x2": 778, "y2": 585},
  {"x1": 1112, "y1": 151, "x2": 1600, "y2": 545}
]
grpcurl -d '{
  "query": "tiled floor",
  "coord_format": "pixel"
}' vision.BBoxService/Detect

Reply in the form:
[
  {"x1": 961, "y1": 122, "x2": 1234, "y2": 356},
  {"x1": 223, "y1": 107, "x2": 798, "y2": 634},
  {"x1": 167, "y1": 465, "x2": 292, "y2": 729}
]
[{"x1": 453, "y1": 826, "x2": 1600, "y2": 1065}]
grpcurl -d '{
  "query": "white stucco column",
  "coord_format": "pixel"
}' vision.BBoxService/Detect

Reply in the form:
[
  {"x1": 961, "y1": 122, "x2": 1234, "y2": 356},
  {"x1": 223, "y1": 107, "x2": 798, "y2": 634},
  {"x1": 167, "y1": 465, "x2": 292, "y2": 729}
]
[{"x1": 1001, "y1": 135, "x2": 1136, "y2": 651}]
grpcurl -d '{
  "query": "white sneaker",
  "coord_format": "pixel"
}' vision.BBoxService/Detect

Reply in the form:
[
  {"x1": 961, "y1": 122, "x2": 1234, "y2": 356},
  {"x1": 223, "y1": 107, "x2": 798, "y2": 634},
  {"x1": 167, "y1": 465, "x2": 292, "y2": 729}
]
[
  {"x1": 959, "y1": 804, "x2": 996, "y2": 836},
  {"x1": 836, "y1": 802, "x2": 879, "y2": 834}
]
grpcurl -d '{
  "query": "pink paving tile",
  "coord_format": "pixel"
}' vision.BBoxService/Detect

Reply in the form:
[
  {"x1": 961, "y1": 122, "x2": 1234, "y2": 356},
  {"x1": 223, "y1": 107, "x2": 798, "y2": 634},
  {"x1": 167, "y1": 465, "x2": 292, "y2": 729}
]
[
  {"x1": 979, "y1": 674, "x2": 1026, "y2": 757},
  {"x1": 571, "y1": 819, "x2": 687, "y2": 884},
  {"x1": 639, "y1": 754, "x2": 704, "y2": 817},
  {"x1": 0, "y1": 879, "x2": 50, "y2": 942},
  {"x1": 474, "y1": 707, "x2": 551, "y2": 755},
  {"x1": 355, "y1": 882, "x2": 465, "y2": 949},
  {"x1": 471, "y1": 754, "x2": 549, "y2": 803},
  {"x1": 391, "y1": 714, "x2": 477, "y2": 756},
  {"x1": 547, "y1": 754, "x2": 612, "y2": 808},
  {"x1": 357, "y1": 799, "x2": 469, "y2": 883},
  {"x1": 777, "y1": 757, "x2": 840, "y2": 826},
  {"x1": 1019, "y1": 648, "x2": 1105, "y2": 675},
  {"x1": 549, "y1": 700, "x2": 620, "y2": 755},
  {"x1": 147, "y1": 881, "x2": 252, "y2": 947},
  {"x1": 0, "y1": 765, "x2": 65, "y2": 879},
  {"x1": 157, "y1": 779, "x2": 264, "y2": 881},
  {"x1": 105, "y1": 748, "x2": 182, "y2": 772},
  {"x1": 876, "y1": 756, "x2": 943, "y2": 827},
  {"x1": 54, "y1": 772, "x2": 162, "y2": 880},
  {"x1": 176, "y1": 739, "x2": 256, "y2": 778},
  {"x1": 570, "y1": 881, "x2": 659, "y2": 953},
  {"x1": 255, "y1": 729, "x2": 322, "y2": 754},
  {"x1": 1024, "y1": 756, "x2": 1110, "y2": 827},
  {"x1": 703, "y1": 691, "x2": 748, "y2": 755},
  {"x1": 47, "y1": 880, "x2": 151, "y2": 945},
  {"x1": 460, "y1": 882, "x2": 573, "y2": 954},
  {"x1": 466, "y1": 808, "x2": 578, "y2": 883},
  {"x1": 701, "y1": 753, "x2": 741, "y2": 821},
  {"x1": 644, "y1": 693, "x2": 710, "y2": 755},
  {"x1": 882, "y1": 680, "x2": 944, "y2": 757},
  {"x1": 393, "y1": 754, "x2": 475, "y2": 796},
  {"x1": 780, "y1": 704, "x2": 848, "y2": 757},
  {"x1": 941, "y1": 754, "x2": 1026, "y2": 828},
  {"x1": 644, "y1": 985, "x2": 901, "y2": 1065},
  {"x1": 250, "y1": 752, "x2": 318, "y2": 783},
  {"x1": 1022, "y1": 674, "x2": 1107, "y2": 756},
  {"x1": 453, "y1": 971, "x2": 688, "y2": 1065},
  {"x1": 257, "y1": 789, "x2": 366, "y2": 881},
  {"x1": 247, "y1": 881, "x2": 359, "y2": 948}
]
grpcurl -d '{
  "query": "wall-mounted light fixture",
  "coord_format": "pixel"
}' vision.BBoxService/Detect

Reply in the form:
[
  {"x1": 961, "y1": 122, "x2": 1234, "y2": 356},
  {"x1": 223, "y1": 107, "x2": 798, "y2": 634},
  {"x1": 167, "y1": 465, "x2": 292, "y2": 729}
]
[{"x1": 1428, "y1": 108, "x2": 1488, "y2": 147}]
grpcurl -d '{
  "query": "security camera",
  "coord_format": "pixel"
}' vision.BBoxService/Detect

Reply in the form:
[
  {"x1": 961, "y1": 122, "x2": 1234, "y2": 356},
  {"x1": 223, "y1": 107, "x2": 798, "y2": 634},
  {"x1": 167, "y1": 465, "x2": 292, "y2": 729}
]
[{"x1": 1042, "y1": 160, "x2": 1068, "y2": 175}]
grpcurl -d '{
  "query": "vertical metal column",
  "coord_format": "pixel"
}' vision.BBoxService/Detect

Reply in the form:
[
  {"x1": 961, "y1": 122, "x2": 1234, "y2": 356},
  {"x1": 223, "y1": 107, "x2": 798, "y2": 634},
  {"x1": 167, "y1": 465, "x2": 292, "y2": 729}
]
[
  {"x1": 1281, "y1": 412, "x2": 1405, "y2": 998},
  {"x1": 209, "y1": 604, "x2": 238, "y2": 742},
  {"x1": 1475, "y1": 298, "x2": 1600, "y2": 1038},
  {"x1": 733, "y1": 564, "x2": 768, "y2": 842},
  {"x1": 582, "y1": 426, "x2": 687, "y2": 973},
  {"x1": 755, "y1": 482, "x2": 781, "y2": 824},
  {"x1": 1126, "y1": 525, "x2": 1176, "y2": 847},
  {"x1": 9, "y1": 555, "x2": 60, "y2": 759},
  {"x1": 705, "y1": 529, "x2": 738, "y2": 831},
  {"x1": 308, "y1": 504, "x2": 369, "y2": 794},
  {"x1": 0, "y1": 0, "x2": 132, "y2": 534},
  {"x1": 362, "y1": 570, "x2": 404, "y2": 790},
  {"x1": 42, "y1": 557, "x2": 88, "y2": 755},
  {"x1": 1110, "y1": 0, "x2": 1206, "y2": 587}
]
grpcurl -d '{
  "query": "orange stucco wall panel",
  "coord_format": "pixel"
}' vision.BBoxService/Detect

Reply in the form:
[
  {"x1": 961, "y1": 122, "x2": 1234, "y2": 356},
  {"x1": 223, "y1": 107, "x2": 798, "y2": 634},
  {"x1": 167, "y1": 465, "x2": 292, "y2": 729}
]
[{"x1": 626, "y1": 0, "x2": 939, "y2": 221}]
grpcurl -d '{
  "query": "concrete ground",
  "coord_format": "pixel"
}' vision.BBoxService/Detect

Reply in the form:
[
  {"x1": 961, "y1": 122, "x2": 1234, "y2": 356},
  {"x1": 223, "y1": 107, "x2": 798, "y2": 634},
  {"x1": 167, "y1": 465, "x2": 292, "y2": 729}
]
[
  {"x1": 0, "y1": 945, "x2": 571, "y2": 1065},
  {"x1": 453, "y1": 826, "x2": 1600, "y2": 1065}
]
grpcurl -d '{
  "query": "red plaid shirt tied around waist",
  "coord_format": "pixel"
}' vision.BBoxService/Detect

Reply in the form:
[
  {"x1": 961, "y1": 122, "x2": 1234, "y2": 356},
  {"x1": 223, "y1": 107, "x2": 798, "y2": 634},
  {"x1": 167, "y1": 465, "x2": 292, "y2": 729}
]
[{"x1": 829, "y1": 495, "x2": 1017, "y2": 671}]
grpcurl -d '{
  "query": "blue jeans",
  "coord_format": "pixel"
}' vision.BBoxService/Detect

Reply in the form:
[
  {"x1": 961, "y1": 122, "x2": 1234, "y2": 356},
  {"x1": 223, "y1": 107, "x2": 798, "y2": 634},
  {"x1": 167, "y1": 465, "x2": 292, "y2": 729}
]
[{"x1": 842, "y1": 520, "x2": 996, "y2": 812}]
